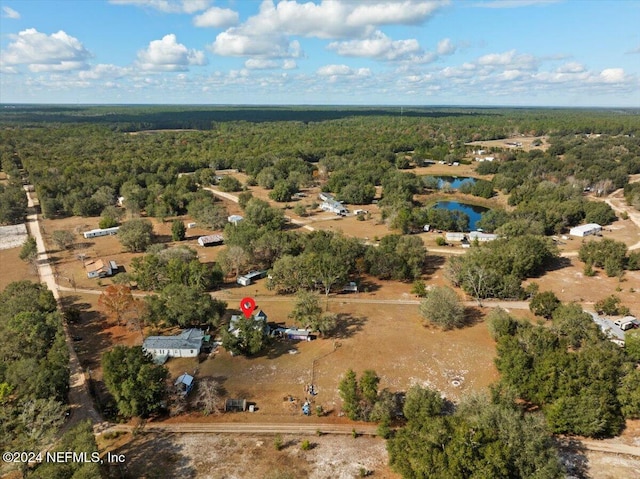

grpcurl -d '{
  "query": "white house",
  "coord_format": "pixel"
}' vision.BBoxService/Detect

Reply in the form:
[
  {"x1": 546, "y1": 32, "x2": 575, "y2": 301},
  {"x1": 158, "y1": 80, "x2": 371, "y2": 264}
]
[
  {"x1": 569, "y1": 223, "x2": 602, "y2": 237},
  {"x1": 197, "y1": 234, "x2": 224, "y2": 247},
  {"x1": 83, "y1": 226, "x2": 119, "y2": 239},
  {"x1": 445, "y1": 232, "x2": 465, "y2": 242},
  {"x1": 468, "y1": 231, "x2": 499, "y2": 242},
  {"x1": 143, "y1": 328, "x2": 204, "y2": 363},
  {"x1": 84, "y1": 259, "x2": 117, "y2": 278}
]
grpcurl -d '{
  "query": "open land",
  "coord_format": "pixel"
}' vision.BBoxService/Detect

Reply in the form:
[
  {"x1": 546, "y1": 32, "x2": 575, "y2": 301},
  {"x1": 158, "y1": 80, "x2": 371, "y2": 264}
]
[{"x1": 5, "y1": 114, "x2": 640, "y2": 479}]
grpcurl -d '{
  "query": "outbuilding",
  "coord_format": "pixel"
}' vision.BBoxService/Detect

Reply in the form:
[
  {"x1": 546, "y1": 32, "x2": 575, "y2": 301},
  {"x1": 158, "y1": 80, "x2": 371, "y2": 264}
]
[
  {"x1": 197, "y1": 234, "x2": 224, "y2": 247},
  {"x1": 84, "y1": 259, "x2": 117, "y2": 278},
  {"x1": 82, "y1": 226, "x2": 119, "y2": 239},
  {"x1": 237, "y1": 270, "x2": 267, "y2": 286},
  {"x1": 228, "y1": 215, "x2": 243, "y2": 225},
  {"x1": 569, "y1": 223, "x2": 602, "y2": 237},
  {"x1": 174, "y1": 373, "x2": 195, "y2": 396}
]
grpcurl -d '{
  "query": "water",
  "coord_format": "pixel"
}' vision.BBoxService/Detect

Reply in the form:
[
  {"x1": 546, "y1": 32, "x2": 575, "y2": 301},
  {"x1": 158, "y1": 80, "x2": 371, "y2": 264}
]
[
  {"x1": 424, "y1": 176, "x2": 476, "y2": 190},
  {"x1": 434, "y1": 201, "x2": 488, "y2": 231}
]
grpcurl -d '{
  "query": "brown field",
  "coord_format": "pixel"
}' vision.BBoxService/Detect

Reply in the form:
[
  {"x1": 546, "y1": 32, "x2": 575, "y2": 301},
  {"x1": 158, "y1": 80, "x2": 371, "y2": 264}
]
[
  {"x1": 466, "y1": 135, "x2": 549, "y2": 152},
  {"x1": 0, "y1": 246, "x2": 36, "y2": 291}
]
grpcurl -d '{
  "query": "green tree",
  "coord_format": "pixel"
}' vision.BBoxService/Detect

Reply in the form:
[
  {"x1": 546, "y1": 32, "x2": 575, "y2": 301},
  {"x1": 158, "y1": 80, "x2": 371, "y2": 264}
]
[
  {"x1": 217, "y1": 245, "x2": 250, "y2": 280},
  {"x1": 618, "y1": 363, "x2": 640, "y2": 419},
  {"x1": 98, "y1": 284, "x2": 135, "y2": 326},
  {"x1": 187, "y1": 197, "x2": 228, "y2": 229},
  {"x1": 218, "y1": 175, "x2": 242, "y2": 192},
  {"x1": 289, "y1": 290, "x2": 322, "y2": 329},
  {"x1": 19, "y1": 236, "x2": 38, "y2": 265},
  {"x1": 624, "y1": 329, "x2": 640, "y2": 363},
  {"x1": 338, "y1": 369, "x2": 359, "y2": 420},
  {"x1": 221, "y1": 315, "x2": 268, "y2": 356},
  {"x1": 118, "y1": 218, "x2": 154, "y2": 252},
  {"x1": 51, "y1": 230, "x2": 75, "y2": 250},
  {"x1": 102, "y1": 346, "x2": 168, "y2": 418},
  {"x1": 171, "y1": 219, "x2": 186, "y2": 241},
  {"x1": 594, "y1": 294, "x2": 627, "y2": 316},
  {"x1": 238, "y1": 190, "x2": 254, "y2": 209},
  {"x1": 419, "y1": 286, "x2": 465, "y2": 330},
  {"x1": 269, "y1": 179, "x2": 298, "y2": 202},
  {"x1": 529, "y1": 291, "x2": 561, "y2": 319}
]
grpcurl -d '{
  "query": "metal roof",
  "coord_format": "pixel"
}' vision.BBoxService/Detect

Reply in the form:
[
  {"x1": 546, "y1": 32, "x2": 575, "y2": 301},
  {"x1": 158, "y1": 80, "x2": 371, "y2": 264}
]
[{"x1": 143, "y1": 328, "x2": 204, "y2": 351}]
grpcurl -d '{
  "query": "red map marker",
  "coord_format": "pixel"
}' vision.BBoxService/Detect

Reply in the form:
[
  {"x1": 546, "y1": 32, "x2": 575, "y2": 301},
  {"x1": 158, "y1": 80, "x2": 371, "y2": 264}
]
[{"x1": 240, "y1": 297, "x2": 256, "y2": 318}]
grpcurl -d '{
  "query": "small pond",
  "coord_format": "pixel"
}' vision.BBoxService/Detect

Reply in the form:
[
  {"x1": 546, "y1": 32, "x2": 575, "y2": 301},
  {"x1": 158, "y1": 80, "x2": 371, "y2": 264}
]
[
  {"x1": 424, "y1": 176, "x2": 476, "y2": 190},
  {"x1": 434, "y1": 201, "x2": 488, "y2": 231}
]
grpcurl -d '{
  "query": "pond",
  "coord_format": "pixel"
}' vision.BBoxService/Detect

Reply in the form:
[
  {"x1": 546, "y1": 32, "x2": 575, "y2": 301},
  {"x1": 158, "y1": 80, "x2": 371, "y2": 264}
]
[
  {"x1": 424, "y1": 175, "x2": 476, "y2": 190},
  {"x1": 434, "y1": 201, "x2": 488, "y2": 231}
]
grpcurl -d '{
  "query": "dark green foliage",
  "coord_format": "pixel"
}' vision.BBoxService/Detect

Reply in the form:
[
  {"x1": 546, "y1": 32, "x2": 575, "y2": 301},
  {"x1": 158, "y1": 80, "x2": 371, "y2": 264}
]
[
  {"x1": 28, "y1": 420, "x2": 102, "y2": 479},
  {"x1": 338, "y1": 369, "x2": 389, "y2": 422},
  {"x1": 419, "y1": 286, "x2": 465, "y2": 330},
  {"x1": 493, "y1": 309, "x2": 626, "y2": 438},
  {"x1": 618, "y1": 363, "x2": 640, "y2": 419},
  {"x1": 19, "y1": 236, "x2": 37, "y2": 263},
  {"x1": 131, "y1": 247, "x2": 222, "y2": 291},
  {"x1": 529, "y1": 291, "x2": 561, "y2": 319},
  {"x1": 171, "y1": 219, "x2": 186, "y2": 241},
  {"x1": 0, "y1": 282, "x2": 70, "y2": 456},
  {"x1": 578, "y1": 238, "x2": 627, "y2": 271},
  {"x1": 583, "y1": 201, "x2": 617, "y2": 225},
  {"x1": 0, "y1": 181, "x2": 27, "y2": 225},
  {"x1": 448, "y1": 235, "x2": 557, "y2": 300},
  {"x1": 388, "y1": 390, "x2": 564, "y2": 479},
  {"x1": 269, "y1": 179, "x2": 298, "y2": 202},
  {"x1": 102, "y1": 345, "x2": 168, "y2": 418},
  {"x1": 237, "y1": 190, "x2": 253, "y2": 209},
  {"x1": 217, "y1": 175, "x2": 242, "y2": 192},
  {"x1": 118, "y1": 218, "x2": 154, "y2": 252},
  {"x1": 187, "y1": 197, "x2": 228, "y2": 230},
  {"x1": 594, "y1": 294, "x2": 628, "y2": 316},
  {"x1": 221, "y1": 315, "x2": 268, "y2": 356},
  {"x1": 625, "y1": 329, "x2": 640, "y2": 363},
  {"x1": 365, "y1": 235, "x2": 426, "y2": 280},
  {"x1": 145, "y1": 284, "x2": 226, "y2": 328}
]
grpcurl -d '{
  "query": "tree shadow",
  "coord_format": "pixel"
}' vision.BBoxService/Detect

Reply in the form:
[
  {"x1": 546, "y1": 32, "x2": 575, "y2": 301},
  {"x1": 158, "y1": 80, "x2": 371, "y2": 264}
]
[
  {"x1": 423, "y1": 255, "x2": 447, "y2": 277},
  {"x1": 555, "y1": 437, "x2": 590, "y2": 479},
  {"x1": 107, "y1": 431, "x2": 195, "y2": 479},
  {"x1": 352, "y1": 279, "x2": 380, "y2": 293},
  {"x1": 332, "y1": 314, "x2": 367, "y2": 339},
  {"x1": 463, "y1": 306, "x2": 484, "y2": 327},
  {"x1": 256, "y1": 337, "x2": 299, "y2": 360},
  {"x1": 545, "y1": 256, "x2": 573, "y2": 272}
]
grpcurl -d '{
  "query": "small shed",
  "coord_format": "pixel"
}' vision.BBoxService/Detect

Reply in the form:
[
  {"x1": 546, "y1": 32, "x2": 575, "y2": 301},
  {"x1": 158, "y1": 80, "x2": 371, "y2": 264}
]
[
  {"x1": 225, "y1": 398, "x2": 247, "y2": 412},
  {"x1": 284, "y1": 329, "x2": 313, "y2": 341},
  {"x1": 228, "y1": 215, "x2": 243, "y2": 225},
  {"x1": 85, "y1": 259, "x2": 117, "y2": 278},
  {"x1": 197, "y1": 234, "x2": 224, "y2": 247},
  {"x1": 342, "y1": 282, "x2": 358, "y2": 293},
  {"x1": 174, "y1": 373, "x2": 195, "y2": 396}
]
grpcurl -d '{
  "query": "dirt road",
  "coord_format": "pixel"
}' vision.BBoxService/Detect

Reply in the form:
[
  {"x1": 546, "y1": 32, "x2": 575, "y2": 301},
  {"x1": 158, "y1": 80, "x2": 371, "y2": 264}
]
[{"x1": 25, "y1": 189, "x2": 101, "y2": 427}]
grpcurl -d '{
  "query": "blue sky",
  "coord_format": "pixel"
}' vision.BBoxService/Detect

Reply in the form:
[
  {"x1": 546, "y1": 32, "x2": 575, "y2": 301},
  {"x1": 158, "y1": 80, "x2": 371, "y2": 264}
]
[{"x1": 1, "y1": 0, "x2": 639, "y2": 106}]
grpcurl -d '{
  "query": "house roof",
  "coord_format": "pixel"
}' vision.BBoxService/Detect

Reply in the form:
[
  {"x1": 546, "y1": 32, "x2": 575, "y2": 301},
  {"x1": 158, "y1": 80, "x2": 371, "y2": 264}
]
[
  {"x1": 85, "y1": 258, "x2": 110, "y2": 274},
  {"x1": 198, "y1": 234, "x2": 224, "y2": 244},
  {"x1": 175, "y1": 373, "x2": 194, "y2": 387},
  {"x1": 143, "y1": 328, "x2": 204, "y2": 351},
  {"x1": 569, "y1": 223, "x2": 601, "y2": 234}
]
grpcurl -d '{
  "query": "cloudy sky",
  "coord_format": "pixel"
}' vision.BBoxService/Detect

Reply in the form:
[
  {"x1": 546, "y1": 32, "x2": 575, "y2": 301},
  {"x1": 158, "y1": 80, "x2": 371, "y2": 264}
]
[{"x1": 1, "y1": 0, "x2": 639, "y2": 106}]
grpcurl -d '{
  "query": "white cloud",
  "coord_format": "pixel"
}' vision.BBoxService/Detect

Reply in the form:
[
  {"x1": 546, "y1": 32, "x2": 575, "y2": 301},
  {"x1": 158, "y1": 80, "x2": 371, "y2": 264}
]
[
  {"x1": 346, "y1": 0, "x2": 443, "y2": 28},
  {"x1": 477, "y1": 49, "x2": 538, "y2": 70},
  {"x1": 244, "y1": 58, "x2": 279, "y2": 70},
  {"x1": 437, "y1": 38, "x2": 456, "y2": 55},
  {"x1": 136, "y1": 34, "x2": 207, "y2": 71},
  {"x1": 283, "y1": 59, "x2": 297, "y2": 70},
  {"x1": 79, "y1": 64, "x2": 130, "y2": 80},
  {"x1": 109, "y1": 0, "x2": 210, "y2": 13},
  {"x1": 599, "y1": 68, "x2": 625, "y2": 83},
  {"x1": 556, "y1": 62, "x2": 585, "y2": 74},
  {"x1": 193, "y1": 6, "x2": 239, "y2": 27},
  {"x1": 210, "y1": 31, "x2": 302, "y2": 58},
  {"x1": 626, "y1": 45, "x2": 640, "y2": 55},
  {"x1": 0, "y1": 29, "x2": 91, "y2": 72},
  {"x1": 317, "y1": 64, "x2": 371, "y2": 80},
  {"x1": 328, "y1": 31, "x2": 421, "y2": 61},
  {"x1": 210, "y1": 0, "x2": 447, "y2": 59},
  {"x1": 2, "y1": 6, "x2": 20, "y2": 19}
]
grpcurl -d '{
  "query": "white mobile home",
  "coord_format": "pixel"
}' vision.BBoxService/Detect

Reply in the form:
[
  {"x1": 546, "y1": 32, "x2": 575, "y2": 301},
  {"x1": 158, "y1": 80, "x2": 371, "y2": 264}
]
[
  {"x1": 83, "y1": 227, "x2": 119, "y2": 239},
  {"x1": 237, "y1": 270, "x2": 267, "y2": 286},
  {"x1": 143, "y1": 328, "x2": 204, "y2": 363},
  {"x1": 197, "y1": 234, "x2": 224, "y2": 247},
  {"x1": 569, "y1": 223, "x2": 601, "y2": 237}
]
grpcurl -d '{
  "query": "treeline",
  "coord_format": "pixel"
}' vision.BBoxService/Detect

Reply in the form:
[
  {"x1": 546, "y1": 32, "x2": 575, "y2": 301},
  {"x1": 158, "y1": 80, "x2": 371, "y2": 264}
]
[
  {"x1": 0, "y1": 281, "x2": 101, "y2": 478},
  {"x1": 490, "y1": 305, "x2": 640, "y2": 437}
]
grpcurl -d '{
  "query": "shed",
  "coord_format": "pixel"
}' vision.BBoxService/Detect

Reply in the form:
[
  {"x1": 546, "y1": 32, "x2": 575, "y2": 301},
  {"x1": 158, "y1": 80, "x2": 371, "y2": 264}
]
[
  {"x1": 284, "y1": 328, "x2": 313, "y2": 341},
  {"x1": 342, "y1": 282, "x2": 358, "y2": 293},
  {"x1": 174, "y1": 373, "x2": 195, "y2": 396},
  {"x1": 225, "y1": 398, "x2": 247, "y2": 412},
  {"x1": 569, "y1": 223, "x2": 602, "y2": 237},
  {"x1": 237, "y1": 270, "x2": 267, "y2": 286},
  {"x1": 228, "y1": 215, "x2": 243, "y2": 225},
  {"x1": 197, "y1": 234, "x2": 224, "y2": 247}
]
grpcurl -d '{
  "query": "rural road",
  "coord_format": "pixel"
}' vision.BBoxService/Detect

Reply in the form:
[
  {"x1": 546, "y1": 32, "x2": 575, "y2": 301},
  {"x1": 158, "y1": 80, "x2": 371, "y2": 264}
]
[
  {"x1": 98, "y1": 421, "x2": 640, "y2": 459},
  {"x1": 24, "y1": 188, "x2": 102, "y2": 426}
]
